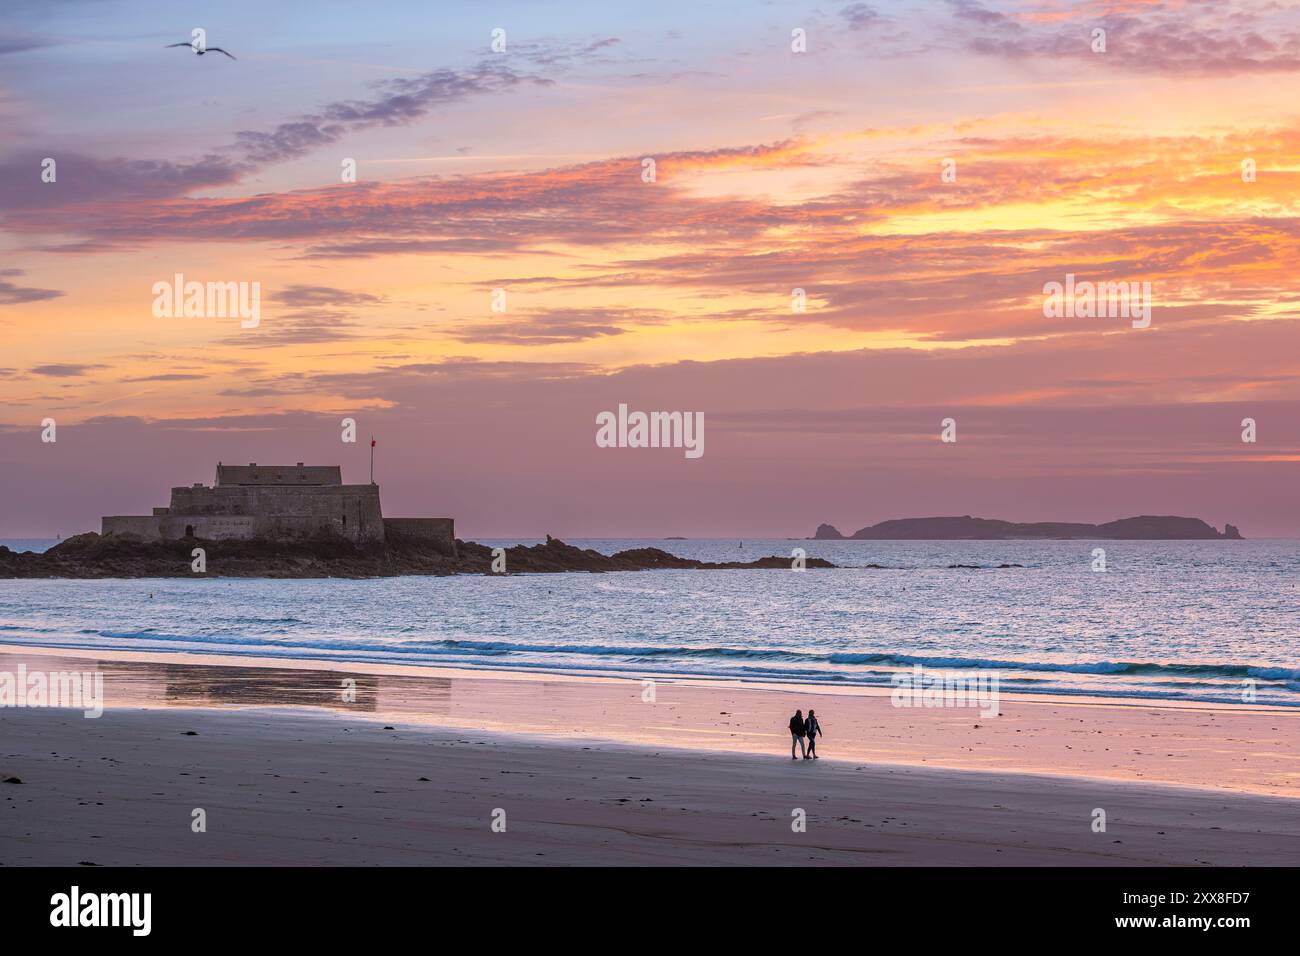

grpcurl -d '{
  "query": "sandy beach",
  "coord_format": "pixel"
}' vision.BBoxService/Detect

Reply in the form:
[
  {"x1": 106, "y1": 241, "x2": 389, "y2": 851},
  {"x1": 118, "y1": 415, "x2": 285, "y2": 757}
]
[{"x1": 2, "y1": 645, "x2": 1297, "y2": 866}]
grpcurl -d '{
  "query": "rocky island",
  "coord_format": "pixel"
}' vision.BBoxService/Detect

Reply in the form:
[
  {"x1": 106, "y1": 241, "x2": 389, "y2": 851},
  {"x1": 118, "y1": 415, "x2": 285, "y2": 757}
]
[
  {"x1": 0, "y1": 533, "x2": 835, "y2": 579},
  {"x1": 814, "y1": 515, "x2": 1242, "y2": 540}
]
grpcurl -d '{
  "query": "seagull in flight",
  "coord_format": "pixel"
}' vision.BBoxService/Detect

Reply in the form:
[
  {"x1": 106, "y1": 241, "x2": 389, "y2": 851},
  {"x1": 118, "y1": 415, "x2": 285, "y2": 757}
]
[{"x1": 166, "y1": 41, "x2": 236, "y2": 59}]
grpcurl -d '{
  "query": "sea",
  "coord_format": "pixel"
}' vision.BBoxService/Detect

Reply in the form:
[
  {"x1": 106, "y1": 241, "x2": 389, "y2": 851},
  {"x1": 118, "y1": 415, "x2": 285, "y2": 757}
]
[{"x1": 0, "y1": 538, "x2": 1296, "y2": 706}]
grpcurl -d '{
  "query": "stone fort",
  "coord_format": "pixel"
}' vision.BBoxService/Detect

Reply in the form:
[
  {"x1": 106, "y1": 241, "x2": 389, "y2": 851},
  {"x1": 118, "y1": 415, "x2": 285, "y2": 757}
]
[{"x1": 102, "y1": 462, "x2": 455, "y2": 554}]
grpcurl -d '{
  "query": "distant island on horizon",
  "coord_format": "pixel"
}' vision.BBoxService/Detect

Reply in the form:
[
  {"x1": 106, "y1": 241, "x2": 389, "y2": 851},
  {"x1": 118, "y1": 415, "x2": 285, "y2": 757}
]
[{"x1": 814, "y1": 515, "x2": 1243, "y2": 541}]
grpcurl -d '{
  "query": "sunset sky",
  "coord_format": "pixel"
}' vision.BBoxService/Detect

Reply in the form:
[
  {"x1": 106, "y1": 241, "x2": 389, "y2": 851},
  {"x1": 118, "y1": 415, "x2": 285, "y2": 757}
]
[{"x1": 2, "y1": 0, "x2": 1299, "y2": 537}]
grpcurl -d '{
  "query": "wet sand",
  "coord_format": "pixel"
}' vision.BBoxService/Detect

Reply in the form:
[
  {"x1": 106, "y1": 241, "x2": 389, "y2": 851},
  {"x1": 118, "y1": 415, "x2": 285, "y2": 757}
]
[{"x1": 1, "y1": 645, "x2": 1297, "y2": 865}]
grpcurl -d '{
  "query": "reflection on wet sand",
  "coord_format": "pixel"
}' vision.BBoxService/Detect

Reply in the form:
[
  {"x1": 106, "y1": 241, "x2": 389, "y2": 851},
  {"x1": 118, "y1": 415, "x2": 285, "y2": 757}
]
[
  {"x1": 0, "y1": 651, "x2": 456, "y2": 718},
  {"x1": 7, "y1": 645, "x2": 1297, "y2": 797},
  {"x1": 159, "y1": 663, "x2": 383, "y2": 711}
]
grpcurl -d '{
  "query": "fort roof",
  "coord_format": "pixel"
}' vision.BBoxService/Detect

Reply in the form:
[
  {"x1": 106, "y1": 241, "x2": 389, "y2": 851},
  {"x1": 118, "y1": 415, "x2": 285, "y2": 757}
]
[{"x1": 215, "y1": 463, "x2": 342, "y2": 487}]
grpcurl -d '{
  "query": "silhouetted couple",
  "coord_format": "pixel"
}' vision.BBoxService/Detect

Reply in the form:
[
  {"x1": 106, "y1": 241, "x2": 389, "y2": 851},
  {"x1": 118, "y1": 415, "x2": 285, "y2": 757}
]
[{"x1": 788, "y1": 708, "x2": 822, "y2": 760}]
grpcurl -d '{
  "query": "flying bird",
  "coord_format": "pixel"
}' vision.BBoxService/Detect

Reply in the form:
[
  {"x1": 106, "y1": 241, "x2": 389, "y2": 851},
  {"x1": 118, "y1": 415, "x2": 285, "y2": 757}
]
[{"x1": 166, "y1": 41, "x2": 236, "y2": 60}]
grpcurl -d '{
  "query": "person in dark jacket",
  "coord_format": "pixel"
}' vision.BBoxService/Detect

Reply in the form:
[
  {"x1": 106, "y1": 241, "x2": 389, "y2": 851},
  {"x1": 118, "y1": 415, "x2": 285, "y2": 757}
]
[
  {"x1": 804, "y1": 709, "x2": 823, "y2": 759},
  {"x1": 789, "y1": 709, "x2": 807, "y2": 759}
]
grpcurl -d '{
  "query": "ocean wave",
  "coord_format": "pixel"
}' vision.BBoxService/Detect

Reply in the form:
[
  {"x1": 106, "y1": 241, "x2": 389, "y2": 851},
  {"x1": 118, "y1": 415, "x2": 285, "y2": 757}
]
[
  {"x1": 76, "y1": 630, "x2": 1297, "y2": 687},
  {"x1": 5, "y1": 631, "x2": 1294, "y2": 706},
  {"x1": 825, "y1": 651, "x2": 1300, "y2": 682},
  {"x1": 417, "y1": 639, "x2": 1300, "y2": 684}
]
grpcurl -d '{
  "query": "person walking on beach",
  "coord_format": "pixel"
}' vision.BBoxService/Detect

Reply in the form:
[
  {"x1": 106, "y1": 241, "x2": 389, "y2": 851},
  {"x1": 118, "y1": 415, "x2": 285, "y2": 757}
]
[
  {"x1": 788, "y1": 709, "x2": 807, "y2": 759},
  {"x1": 804, "y1": 709, "x2": 822, "y2": 759}
]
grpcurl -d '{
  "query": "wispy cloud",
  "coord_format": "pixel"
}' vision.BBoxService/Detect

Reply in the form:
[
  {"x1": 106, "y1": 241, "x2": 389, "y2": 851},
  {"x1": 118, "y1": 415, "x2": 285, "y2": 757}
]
[
  {"x1": 0, "y1": 269, "x2": 62, "y2": 304},
  {"x1": 30, "y1": 363, "x2": 106, "y2": 377}
]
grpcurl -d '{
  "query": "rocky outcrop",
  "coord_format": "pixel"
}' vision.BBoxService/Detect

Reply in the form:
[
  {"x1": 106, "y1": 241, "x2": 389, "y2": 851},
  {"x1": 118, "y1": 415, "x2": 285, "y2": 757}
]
[
  {"x1": 811, "y1": 515, "x2": 1243, "y2": 540},
  {"x1": 0, "y1": 532, "x2": 835, "y2": 579}
]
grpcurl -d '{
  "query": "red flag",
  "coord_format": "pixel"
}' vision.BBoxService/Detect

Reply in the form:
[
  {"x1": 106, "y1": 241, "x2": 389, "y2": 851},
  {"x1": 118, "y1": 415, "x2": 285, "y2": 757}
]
[{"x1": 371, "y1": 438, "x2": 376, "y2": 447}]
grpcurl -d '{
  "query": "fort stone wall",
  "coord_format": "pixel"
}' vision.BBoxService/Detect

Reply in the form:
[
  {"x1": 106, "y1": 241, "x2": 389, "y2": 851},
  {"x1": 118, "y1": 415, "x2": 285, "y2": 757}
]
[
  {"x1": 101, "y1": 464, "x2": 447, "y2": 548},
  {"x1": 166, "y1": 484, "x2": 384, "y2": 543}
]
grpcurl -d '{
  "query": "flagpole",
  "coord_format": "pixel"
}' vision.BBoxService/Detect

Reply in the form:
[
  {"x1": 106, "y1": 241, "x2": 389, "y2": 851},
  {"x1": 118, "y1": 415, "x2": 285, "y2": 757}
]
[{"x1": 370, "y1": 436, "x2": 374, "y2": 485}]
